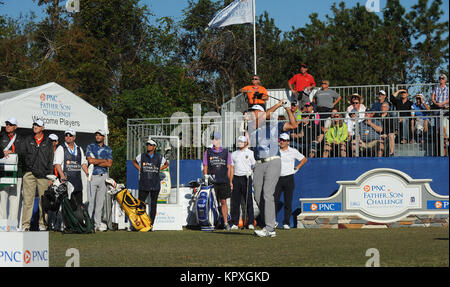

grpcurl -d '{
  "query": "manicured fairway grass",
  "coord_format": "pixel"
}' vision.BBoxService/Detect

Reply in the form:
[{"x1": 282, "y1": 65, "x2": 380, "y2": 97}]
[{"x1": 49, "y1": 227, "x2": 448, "y2": 267}]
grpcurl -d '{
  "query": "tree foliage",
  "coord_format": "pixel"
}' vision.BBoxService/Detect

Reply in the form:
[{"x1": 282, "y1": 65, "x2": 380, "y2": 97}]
[{"x1": 0, "y1": 0, "x2": 448, "y2": 182}]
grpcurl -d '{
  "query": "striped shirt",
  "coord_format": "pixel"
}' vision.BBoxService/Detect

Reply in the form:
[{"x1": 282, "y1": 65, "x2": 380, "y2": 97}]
[{"x1": 433, "y1": 85, "x2": 449, "y2": 105}]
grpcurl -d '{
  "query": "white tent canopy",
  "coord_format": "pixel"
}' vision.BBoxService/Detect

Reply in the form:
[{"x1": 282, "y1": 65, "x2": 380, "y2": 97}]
[{"x1": 0, "y1": 82, "x2": 108, "y2": 134}]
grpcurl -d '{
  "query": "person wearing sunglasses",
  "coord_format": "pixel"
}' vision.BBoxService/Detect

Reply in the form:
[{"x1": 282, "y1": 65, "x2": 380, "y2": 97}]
[
  {"x1": 21, "y1": 119, "x2": 54, "y2": 231},
  {"x1": 431, "y1": 74, "x2": 449, "y2": 111},
  {"x1": 133, "y1": 137, "x2": 169, "y2": 230},
  {"x1": 323, "y1": 111, "x2": 348, "y2": 158},
  {"x1": 239, "y1": 75, "x2": 269, "y2": 110},
  {"x1": 0, "y1": 117, "x2": 24, "y2": 230},
  {"x1": 54, "y1": 129, "x2": 89, "y2": 207}
]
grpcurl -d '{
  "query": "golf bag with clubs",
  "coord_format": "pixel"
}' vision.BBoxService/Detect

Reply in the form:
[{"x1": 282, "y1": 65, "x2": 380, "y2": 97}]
[
  {"x1": 105, "y1": 178, "x2": 152, "y2": 232},
  {"x1": 44, "y1": 175, "x2": 94, "y2": 234},
  {"x1": 188, "y1": 176, "x2": 220, "y2": 231}
]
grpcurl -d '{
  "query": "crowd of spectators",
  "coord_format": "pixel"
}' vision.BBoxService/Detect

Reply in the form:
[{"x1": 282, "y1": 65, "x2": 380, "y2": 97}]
[{"x1": 241, "y1": 65, "x2": 449, "y2": 158}]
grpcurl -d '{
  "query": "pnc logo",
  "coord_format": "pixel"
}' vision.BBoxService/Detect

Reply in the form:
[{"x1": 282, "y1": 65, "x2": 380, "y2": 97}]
[
  {"x1": 40, "y1": 93, "x2": 46, "y2": 101},
  {"x1": 24, "y1": 250, "x2": 31, "y2": 264},
  {"x1": 363, "y1": 185, "x2": 371, "y2": 192},
  {"x1": 310, "y1": 204, "x2": 318, "y2": 211},
  {"x1": 435, "y1": 201, "x2": 443, "y2": 209}
]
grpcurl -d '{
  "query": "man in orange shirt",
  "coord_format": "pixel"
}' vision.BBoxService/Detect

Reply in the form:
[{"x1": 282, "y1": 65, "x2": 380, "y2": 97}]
[
  {"x1": 288, "y1": 63, "x2": 316, "y2": 108},
  {"x1": 240, "y1": 75, "x2": 269, "y2": 110}
]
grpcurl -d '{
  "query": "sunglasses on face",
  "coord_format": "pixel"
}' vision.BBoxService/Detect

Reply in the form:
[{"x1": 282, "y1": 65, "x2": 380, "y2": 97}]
[
  {"x1": 65, "y1": 134, "x2": 74, "y2": 137},
  {"x1": 252, "y1": 78, "x2": 259, "y2": 81},
  {"x1": 279, "y1": 139, "x2": 289, "y2": 142},
  {"x1": 352, "y1": 102, "x2": 360, "y2": 105}
]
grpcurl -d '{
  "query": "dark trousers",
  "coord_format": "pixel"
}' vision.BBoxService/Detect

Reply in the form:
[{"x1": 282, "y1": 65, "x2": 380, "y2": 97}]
[
  {"x1": 231, "y1": 175, "x2": 254, "y2": 226},
  {"x1": 138, "y1": 189, "x2": 160, "y2": 224},
  {"x1": 274, "y1": 175, "x2": 295, "y2": 226}
]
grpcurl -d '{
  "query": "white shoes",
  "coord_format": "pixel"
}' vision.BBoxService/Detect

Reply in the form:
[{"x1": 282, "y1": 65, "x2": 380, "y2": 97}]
[
  {"x1": 283, "y1": 224, "x2": 290, "y2": 230},
  {"x1": 248, "y1": 224, "x2": 255, "y2": 230},
  {"x1": 254, "y1": 227, "x2": 276, "y2": 238},
  {"x1": 231, "y1": 225, "x2": 239, "y2": 230}
]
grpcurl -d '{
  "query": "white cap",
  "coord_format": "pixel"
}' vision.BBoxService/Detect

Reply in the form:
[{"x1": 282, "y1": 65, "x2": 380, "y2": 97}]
[
  {"x1": 33, "y1": 119, "x2": 44, "y2": 127},
  {"x1": 237, "y1": 135, "x2": 247, "y2": 143},
  {"x1": 378, "y1": 90, "x2": 386, "y2": 95},
  {"x1": 146, "y1": 137, "x2": 157, "y2": 146},
  {"x1": 251, "y1": 105, "x2": 265, "y2": 112},
  {"x1": 95, "y1": 129, "x2": 106, "y2": 136},
  {"x1": 5, "y1": 117, "x2": 17, "y2": 125},
  {"x1": 279, "y1": 133, "x2": 290, "y2": 141},
  {"x1": 49, "y1": 134, "x2": 58, "y2": 141},
  {"x1": 64, "y1": 129, "x2": 76, "y2": 136}
]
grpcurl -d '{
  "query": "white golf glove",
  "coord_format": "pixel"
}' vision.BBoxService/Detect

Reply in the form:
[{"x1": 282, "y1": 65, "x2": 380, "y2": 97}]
[{"x1": 282, "y1": 100, "x2": 290, "y2": 109}]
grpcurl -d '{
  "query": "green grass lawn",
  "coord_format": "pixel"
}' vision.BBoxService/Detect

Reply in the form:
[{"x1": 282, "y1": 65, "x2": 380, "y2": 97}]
[{"x1": 49, "y1": 227, "x2": 449, "y2": 267}]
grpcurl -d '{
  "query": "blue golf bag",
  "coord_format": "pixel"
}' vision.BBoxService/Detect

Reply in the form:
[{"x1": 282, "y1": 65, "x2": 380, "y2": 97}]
[{"x1": 195, "y1": 184, "x2": 220, "y2": 231}]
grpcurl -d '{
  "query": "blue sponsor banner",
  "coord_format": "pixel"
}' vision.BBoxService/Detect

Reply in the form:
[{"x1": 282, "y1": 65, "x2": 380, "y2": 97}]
[
  {"x1": 427, "y1": 200, "x2": 449, "y2": 210},
  {"x1": 303, "y1": 202, "x2": 342, "y2": 212}
]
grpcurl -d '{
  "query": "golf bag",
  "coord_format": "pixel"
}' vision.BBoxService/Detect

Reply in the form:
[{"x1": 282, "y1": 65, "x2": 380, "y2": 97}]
[
  {"x1": 188, "y1": 176, "x2": 220, "y2": 231},
  {"x1": 105, "y1": 178, "x2": 152, "y2": 232},
  {"x1": 60, "y1": 191, "x2": 95, "y2": 234},
  {"x1": 41, "y1": 180, "x2": 65, "y2": 231}
]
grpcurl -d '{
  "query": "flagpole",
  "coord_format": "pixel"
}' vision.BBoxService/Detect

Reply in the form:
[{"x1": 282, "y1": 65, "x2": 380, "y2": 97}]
[{"x1": 253, "y1": 0, "x2": 257, "y2": 75}]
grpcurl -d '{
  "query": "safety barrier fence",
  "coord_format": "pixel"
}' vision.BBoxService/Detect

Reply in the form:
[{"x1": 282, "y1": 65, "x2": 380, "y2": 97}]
[{"x1": 127, "y1": 109, "x2": 449, "y2": 160}]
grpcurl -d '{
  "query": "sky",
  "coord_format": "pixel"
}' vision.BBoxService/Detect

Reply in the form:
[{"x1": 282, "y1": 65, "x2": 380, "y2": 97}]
[{"x1": 1, "y1": 0, "x2": 449, "y2": 32}]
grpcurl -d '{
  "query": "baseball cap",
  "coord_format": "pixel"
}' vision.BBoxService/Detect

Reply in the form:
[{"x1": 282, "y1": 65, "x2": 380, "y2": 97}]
[
  {"x1": 5, "y1": 117, "x2": 17, "y2": 125},
  {"x1": 33, "y1": 119, "x2": 44, "y2": 127},
  {"x1": 49, "y1": 134, "x2": 58, "y2": 141},
  {"x1": 300, "y1": 63, "x2": 307, "y2": 68},
  {"x1": 378, "y1": 90, "x2": 386, "y2": 95},
  {"x1": 279, "y1": 133, "x2": 290, "y2": 141},
  {"x1": 251, "y1": 105, "x2": 265, "y2": 112},
  {"x1": 237, "y1": 135, "x2": 247, "y2": 143},
  {"x1": 65, "y1": 129, "x2": 76, "y2": 136},
  {"x1": 146, "y1": 137, "x2": 157, "y2": 146},
  {"x1": 212, "y1": 131, "x2": 222, "y2": 140},
  {"x1": 95, "y1": 129, "x2": 106, "y2": 136}
]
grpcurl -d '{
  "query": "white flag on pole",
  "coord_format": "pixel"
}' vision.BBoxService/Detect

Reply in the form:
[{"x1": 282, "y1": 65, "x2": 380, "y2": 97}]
[{"x1": 207, "y1": 0, "x2": 254, "y2": 29}]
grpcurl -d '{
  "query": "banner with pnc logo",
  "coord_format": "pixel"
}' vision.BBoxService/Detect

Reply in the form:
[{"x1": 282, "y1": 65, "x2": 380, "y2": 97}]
[{"x1": 300, "y1": 168, "x2": 449, "y2": 223}]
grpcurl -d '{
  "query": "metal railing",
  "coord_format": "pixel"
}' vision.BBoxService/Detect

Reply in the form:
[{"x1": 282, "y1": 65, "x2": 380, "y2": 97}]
[{"x1": 127, "y1": 109, "x2": 449, "y2": 160}]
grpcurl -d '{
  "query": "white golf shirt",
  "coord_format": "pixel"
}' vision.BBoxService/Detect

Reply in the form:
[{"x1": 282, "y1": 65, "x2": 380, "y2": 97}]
[
  {"x1": 231, "y1": 147, "x2": 255, "y2": 176},
  {"x1": 280, "y1": 146, "x2": 305, "y2": 177}
]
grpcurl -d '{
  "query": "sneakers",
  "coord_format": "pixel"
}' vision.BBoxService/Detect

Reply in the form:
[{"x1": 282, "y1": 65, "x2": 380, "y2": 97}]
[
  {"x1": 254, "y1": 227, "x2": 276, "y2": 238},
  {"x1": 224, "y1": 223, "x2": 231, "y2": 230},
  {"x1": 231, "y1": 225, "x2": 239, "y2": 230},
  {"x1": 248, "y1": 224, "x2": 255, "y2": 230},
  {"x1": 283, "y1": 224, "x2": 290, "y2": 230}
]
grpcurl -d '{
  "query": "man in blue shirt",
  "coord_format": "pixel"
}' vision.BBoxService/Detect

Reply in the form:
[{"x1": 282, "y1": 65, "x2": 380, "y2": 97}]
[{"x1": 86, "y1": 129, "x2": 113, "y2": 231}]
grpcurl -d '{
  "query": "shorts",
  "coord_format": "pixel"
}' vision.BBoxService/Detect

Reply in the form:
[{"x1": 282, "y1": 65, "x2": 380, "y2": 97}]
[{"x1": 214, "y1": 183, "x2": 231, "y2": 200}]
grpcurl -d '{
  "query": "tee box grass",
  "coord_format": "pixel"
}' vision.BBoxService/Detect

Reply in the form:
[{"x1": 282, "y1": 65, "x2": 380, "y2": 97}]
[{"x1": 48, "y1": 227, "x2": 449, "y2": 267}]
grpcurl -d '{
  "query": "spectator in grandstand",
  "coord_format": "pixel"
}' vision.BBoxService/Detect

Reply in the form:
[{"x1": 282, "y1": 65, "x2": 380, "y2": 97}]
[
  {"x1": 21, "y1": 119, "x2": 54, "y2": 231},
  {"x1": 203, "y1": 132, "x2": 232, "y2": 230},
  {"x1": 248, "y1": 100, "x2": 297, "y2": 237},
  {"x1": 54, "y1": 129, "x2": 89, "y2": 207},
  {"x1": 133, "y1": 137, "x2": 169, "y2": 230},
  {"x1": 431, "y1": 74, "x2": 449, "y2": 112},
  {"x1": 86, "y1": 129, "x2": 113, "y2": 232},
  {"x1": 390, "y1": 89, "x2": 414, "y2": 144},
  {"x1": 346, "y1": 93, "x2": 366, "y2": 122},
  {"x1": 346, "y1": 108, "x2": 358, "y2": 141},
  {"x1": 284, "y1": 100, "x2": 302, "y2": 122},
  {"x1": 411, "y1": 94, "x2": 430, "y2": 144},
  {"x1": 370, "y1": 90, "x2": 392, "y2": 111},
  {"x1": 275, "y1": 133, "x2": 307, "y2": 230},
  {"x1": 288, "y1": 63, "x2": 316, "y2": 108},
  {"x1": 230, "y1": 136, "x2": 255, "y2": 230},
  {"x1": 239, "y1": 75, "x2": 269, "y2": 110},
  {"x1": 0, "y1": 117, "x2": 24, "y2": 229},
  {"x1": 323, "y1": 110, "x2": 348, "y2": 158},
  {"x1": 379, "y1": 103, "x2": 397, "y2": 156},
  {"x1": 352, "y1": 109, "x2": 384, "y2": 157},
  {"x1": 313, "y1": 80, "x2": 342, "y2": 121}
]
